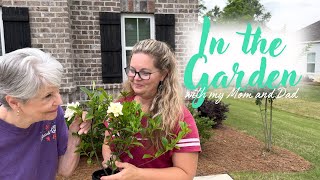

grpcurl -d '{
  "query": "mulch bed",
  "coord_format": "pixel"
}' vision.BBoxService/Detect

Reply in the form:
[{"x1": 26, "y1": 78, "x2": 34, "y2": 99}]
[{"x1": 197, "y1": 126, "x2": 311, "y2": 175}]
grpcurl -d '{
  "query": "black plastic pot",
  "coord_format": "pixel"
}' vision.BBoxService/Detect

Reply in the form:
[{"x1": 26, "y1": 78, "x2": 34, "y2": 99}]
[{"x1": 92, "y1": 168, "x2": 119, "y2": 180}]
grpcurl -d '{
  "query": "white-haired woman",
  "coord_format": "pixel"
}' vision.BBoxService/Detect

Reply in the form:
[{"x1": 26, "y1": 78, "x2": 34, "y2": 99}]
[
  {"x1": 0, "y1": 48, "x2": 90, "y2": 180},
  {"x1": 101, "y1": 39, "x2": 201, "y2": 180}
]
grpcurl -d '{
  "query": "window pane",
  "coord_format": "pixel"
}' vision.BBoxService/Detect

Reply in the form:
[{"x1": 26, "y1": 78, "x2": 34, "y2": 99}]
[
  {"x1": 138, "y1": 18, "x2": 150, "y2": 41},
  {"x1": 307, "y1": 64, "x2": 315, "y2": 73},
  {"x1": 125, "y1": 18, "x2": 137, "y2": 46},
  {"x1": 126, "y1": 50, "x2": 131, "y2": 66},
  {"x1": 307, "y1": 53, "x2": 315, "y2": 63}
]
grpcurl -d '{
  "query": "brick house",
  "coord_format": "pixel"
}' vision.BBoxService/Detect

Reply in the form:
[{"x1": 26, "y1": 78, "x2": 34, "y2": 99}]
[{"x1": 0, "y1": 0, "x2": 199, "y2": 103}]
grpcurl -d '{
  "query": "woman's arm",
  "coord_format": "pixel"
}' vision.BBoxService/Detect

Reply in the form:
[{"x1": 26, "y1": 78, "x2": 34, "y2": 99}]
[
  {"x1": 57, "y1": 134, "x2": 81, "y2": 176},
  {"x1": 100, "y1": 152, "x2": 199, "y2": 180},
  {"x1": 57, "y1": 114, "x2": 91, "y2": 177},
  {"x1": 102, "y1": 130, "x2": 112, "y2": 167}
]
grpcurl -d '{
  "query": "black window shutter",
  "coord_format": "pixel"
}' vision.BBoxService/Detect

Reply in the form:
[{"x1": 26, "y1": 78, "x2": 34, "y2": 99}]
[
  {"x1": 155, "y1": 14, "x2": 175, "y2": 51},
  {"x1": 2, "y1": 7, "x2": 31, "y2": 53},
  {"x1": 99, "y1": 12, "x2": 122, "y2": 83}
]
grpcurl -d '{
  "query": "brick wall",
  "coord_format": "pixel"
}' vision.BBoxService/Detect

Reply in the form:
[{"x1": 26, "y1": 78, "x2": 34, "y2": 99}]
[
  {"x1": 1, "y1": 0, "x2": 77, "y2": 102},
  {"x1": 155, "y1": 0, "x2": 199, "y2": 81},
  {"x1": 1, "y1": 0, "x2": 198, "y2": 103}
]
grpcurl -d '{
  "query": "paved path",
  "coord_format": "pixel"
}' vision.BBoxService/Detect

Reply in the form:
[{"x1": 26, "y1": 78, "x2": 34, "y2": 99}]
[{"x1": 194, "y1": 174, "x2": 233, "y2": 180}]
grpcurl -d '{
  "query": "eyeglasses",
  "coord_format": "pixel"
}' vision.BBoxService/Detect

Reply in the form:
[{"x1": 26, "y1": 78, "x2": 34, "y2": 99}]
[{"x1": 124, "y1": 67, "x2": 159, "y2": 80}]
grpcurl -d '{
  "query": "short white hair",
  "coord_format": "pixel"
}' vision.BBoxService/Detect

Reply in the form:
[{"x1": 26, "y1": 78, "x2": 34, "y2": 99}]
[{"x1": 0, "y1": 48, "x2": 63, "y2": 109}]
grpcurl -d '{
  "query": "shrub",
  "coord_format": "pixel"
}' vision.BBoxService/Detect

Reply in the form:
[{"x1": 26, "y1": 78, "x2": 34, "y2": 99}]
[
  {"x1": 197, "y1": 97, "x2": 229, "y2": 128},
  {"x1": 187, "y1": 104, "x2": 214, "y2": 144},
  {"x1": 301, "y1": 75, "x2": 314, "y2": 83}
]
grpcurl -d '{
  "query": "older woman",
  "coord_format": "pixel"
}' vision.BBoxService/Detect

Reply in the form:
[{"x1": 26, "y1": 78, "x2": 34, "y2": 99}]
[
  {"x1": 0, "y1": 48, "x2": 90, "y2": 180},
  {"x1": 101, "y1": 39, "x2": 201, "y2": 180}
]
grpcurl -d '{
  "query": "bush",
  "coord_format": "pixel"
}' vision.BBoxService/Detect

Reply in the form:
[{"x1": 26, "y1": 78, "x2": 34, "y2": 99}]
[
  {"x1": 197, "y1": 97, "x2": 229, "y2": 128},
  {"x1": 301, "y1": 75, "x2": 314, "y2": 82},
  {"x1": 195, "y1": 116, "x2": 214, "y2": 144},
  {"x1": 187, "y1": 104, "x2": 214, "y2": 144}
]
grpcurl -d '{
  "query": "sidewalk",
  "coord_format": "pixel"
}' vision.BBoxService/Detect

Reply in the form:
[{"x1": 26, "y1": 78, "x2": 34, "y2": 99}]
[{"x1": 194, "y1": 174, "x2": 233, "y2": 180}]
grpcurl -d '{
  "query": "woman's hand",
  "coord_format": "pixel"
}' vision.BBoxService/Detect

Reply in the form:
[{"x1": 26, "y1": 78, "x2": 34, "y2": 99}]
[
  {"x1": 69, "y1": 111, "x2": 91, "y2": 135},
  {"x1": 100, "y1": 161, "x2": 142, "y2": 180}
]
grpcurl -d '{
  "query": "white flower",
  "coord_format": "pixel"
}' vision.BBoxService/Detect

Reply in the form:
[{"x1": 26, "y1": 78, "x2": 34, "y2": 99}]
[
  {"x1": 64, "y1": 102, "x2": 80, "y2": 121},
  {"x1": 107, "y1": 102, "x2": 123, "y2": 117}
]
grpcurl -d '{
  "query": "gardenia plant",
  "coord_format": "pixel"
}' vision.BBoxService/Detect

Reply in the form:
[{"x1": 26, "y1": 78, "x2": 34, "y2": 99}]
[{"x1": 65, "y1": 83, "x2": 190, "y2": 175}]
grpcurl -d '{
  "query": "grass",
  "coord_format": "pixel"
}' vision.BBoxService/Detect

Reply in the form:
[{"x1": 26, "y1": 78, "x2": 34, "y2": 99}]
[{"x1": 216, "y1": 84, "x2": 320, "y2": 179}]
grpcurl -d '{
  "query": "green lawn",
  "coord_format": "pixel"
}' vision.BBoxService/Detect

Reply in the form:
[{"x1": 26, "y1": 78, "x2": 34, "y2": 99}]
[{"x1": 218, "y1": 84, "x2": 320, "y2": 180}]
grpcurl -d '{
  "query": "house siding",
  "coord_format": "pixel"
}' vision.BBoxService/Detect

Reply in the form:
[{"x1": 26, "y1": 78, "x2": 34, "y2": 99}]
[
  {"x1": 297, "y1": 20, "x2": 320, "y2": 82},
  {"x1": 300, "y1": 42, "x2": 320, "y2": 81},
  {"x1": 0, "y1": 0, "x2": 199, "y2": 103}
]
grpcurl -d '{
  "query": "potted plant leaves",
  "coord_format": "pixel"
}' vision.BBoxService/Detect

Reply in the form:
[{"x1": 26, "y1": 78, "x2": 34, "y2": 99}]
[{"x1": 65, "y1": 83, "x2": 190, "y2": 179}]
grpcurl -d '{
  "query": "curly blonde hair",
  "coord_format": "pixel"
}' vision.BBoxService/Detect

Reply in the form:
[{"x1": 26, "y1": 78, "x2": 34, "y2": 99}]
[{"x1": 123, "y1": 39, "x2": 184, "y2": 148}]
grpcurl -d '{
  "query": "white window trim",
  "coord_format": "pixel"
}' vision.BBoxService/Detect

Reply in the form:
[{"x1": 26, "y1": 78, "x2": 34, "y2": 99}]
[
  {"x1": 306, "y1": 52, "x2": 316, "y2": 74},
  {"x1": 0, "y1": 8, "x2": 6, "y2": 55},
  {"x1": 120, "y1": 14, "x2": 155, "y2": 82}
]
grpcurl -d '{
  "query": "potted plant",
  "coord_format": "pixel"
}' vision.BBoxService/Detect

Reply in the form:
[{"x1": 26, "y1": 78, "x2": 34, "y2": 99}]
[{"x1": 64, "y1": 83, "x2": 190, "y2": 179}]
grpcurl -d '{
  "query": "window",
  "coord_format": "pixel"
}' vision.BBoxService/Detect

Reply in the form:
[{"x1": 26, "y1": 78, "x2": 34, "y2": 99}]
[
  {"x1": 121, "y1": 14, "x2": 155, "y2": 80},
  {"x1": 99, "y1": 12, "x2": 174, "y2": 84},
  {"x1": 307, "y1": 52, "x2": 316, "y2": 73},
  {"x1": 0, "y1": 8, "x2": 5, "y2": 56}
]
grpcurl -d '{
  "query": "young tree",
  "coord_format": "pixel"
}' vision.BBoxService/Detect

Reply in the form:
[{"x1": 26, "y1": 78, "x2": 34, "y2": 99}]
[
  {"x1": 219, "y1": 0, "x2": 271, "y2": 24},
  {"x1": 199, "y1": 0, "x2": 271, "y2": 25},
  {"x1": 247, "y1": 87, "x2": 278, "y2": 152},
  {"x1": 199, "y1": 0, "x2": 222, "y2": 22}
]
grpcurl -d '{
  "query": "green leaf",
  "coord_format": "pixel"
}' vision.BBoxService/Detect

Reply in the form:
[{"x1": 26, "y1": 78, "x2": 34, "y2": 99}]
[
  {"x1": 86, "y1": 158, "x2": 92, "y2": 164},
  {"x1": 85, "y1": 114, "x2": 94, "y2": 120},
  {"x1": 123, "y1": 127, "x2": 134, "y2": 133},
  {"x1": 126, "y1": 150, "x2": 133, "y2": 159},
  {"x1": 161, "y1": 137, "x2": 168, "y2": 147},
  {"x1": 80, "y1": 87, "x2": 93, "y2": 97},
  {"x1": 132, "y1": 141, "x2": 143, "y2": 147},
  {"x1": 100, "y1": 89, "x2": 110, "y2": 99},
  {"x1": 154, "y1": 151, "x2": 162, "y2": 158},
  {"x1": 68, "y1": 106, "x2": 79, "y2": 111},
  {"x1": 142, "y1": 154, "x2": 153, "y2": 159}
]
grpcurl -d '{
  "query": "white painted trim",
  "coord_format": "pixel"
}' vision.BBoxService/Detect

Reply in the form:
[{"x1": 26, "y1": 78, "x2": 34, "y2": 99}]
[
  {"x1": 120, "y1": 15, "x2": 126, "y2": 82},
  {"x1": 299, "y1": 41, "x2": 320, "y2": 44},
  {"x1": 0, "y1": 8, "x2": 6, "y2": 55},
  {"x1": 178, "y1": 138, "x2": 200, "y2": 143},
  {"x1": 120, "y1": 14, "x2": 155, "y2": 82},
  {"x1": 176, "y1": 142, "x2": 201, "y2": 147}
]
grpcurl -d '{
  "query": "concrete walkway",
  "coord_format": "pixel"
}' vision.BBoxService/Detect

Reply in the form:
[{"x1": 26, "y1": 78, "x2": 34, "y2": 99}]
[{"x1": 194, "y1": 174, "x2": 233, "y2": 180}]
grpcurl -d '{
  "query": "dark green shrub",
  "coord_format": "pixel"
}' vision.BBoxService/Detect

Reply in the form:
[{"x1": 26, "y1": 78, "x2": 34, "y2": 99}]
[
  {"x1": 194, "y1": 116, "x2": 214, "y2": 144},
  {"x1": 197, "y1": 97, "x2": 229, "y2": 128},
  {"x1": 187, "y1": 104, "x2": 214, "y2": 144}
]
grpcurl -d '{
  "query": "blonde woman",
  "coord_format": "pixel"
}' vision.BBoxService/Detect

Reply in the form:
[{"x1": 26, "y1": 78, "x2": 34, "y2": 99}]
[{"x1": 101, "y1": 39, "x2": 201, "y2": 180}]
